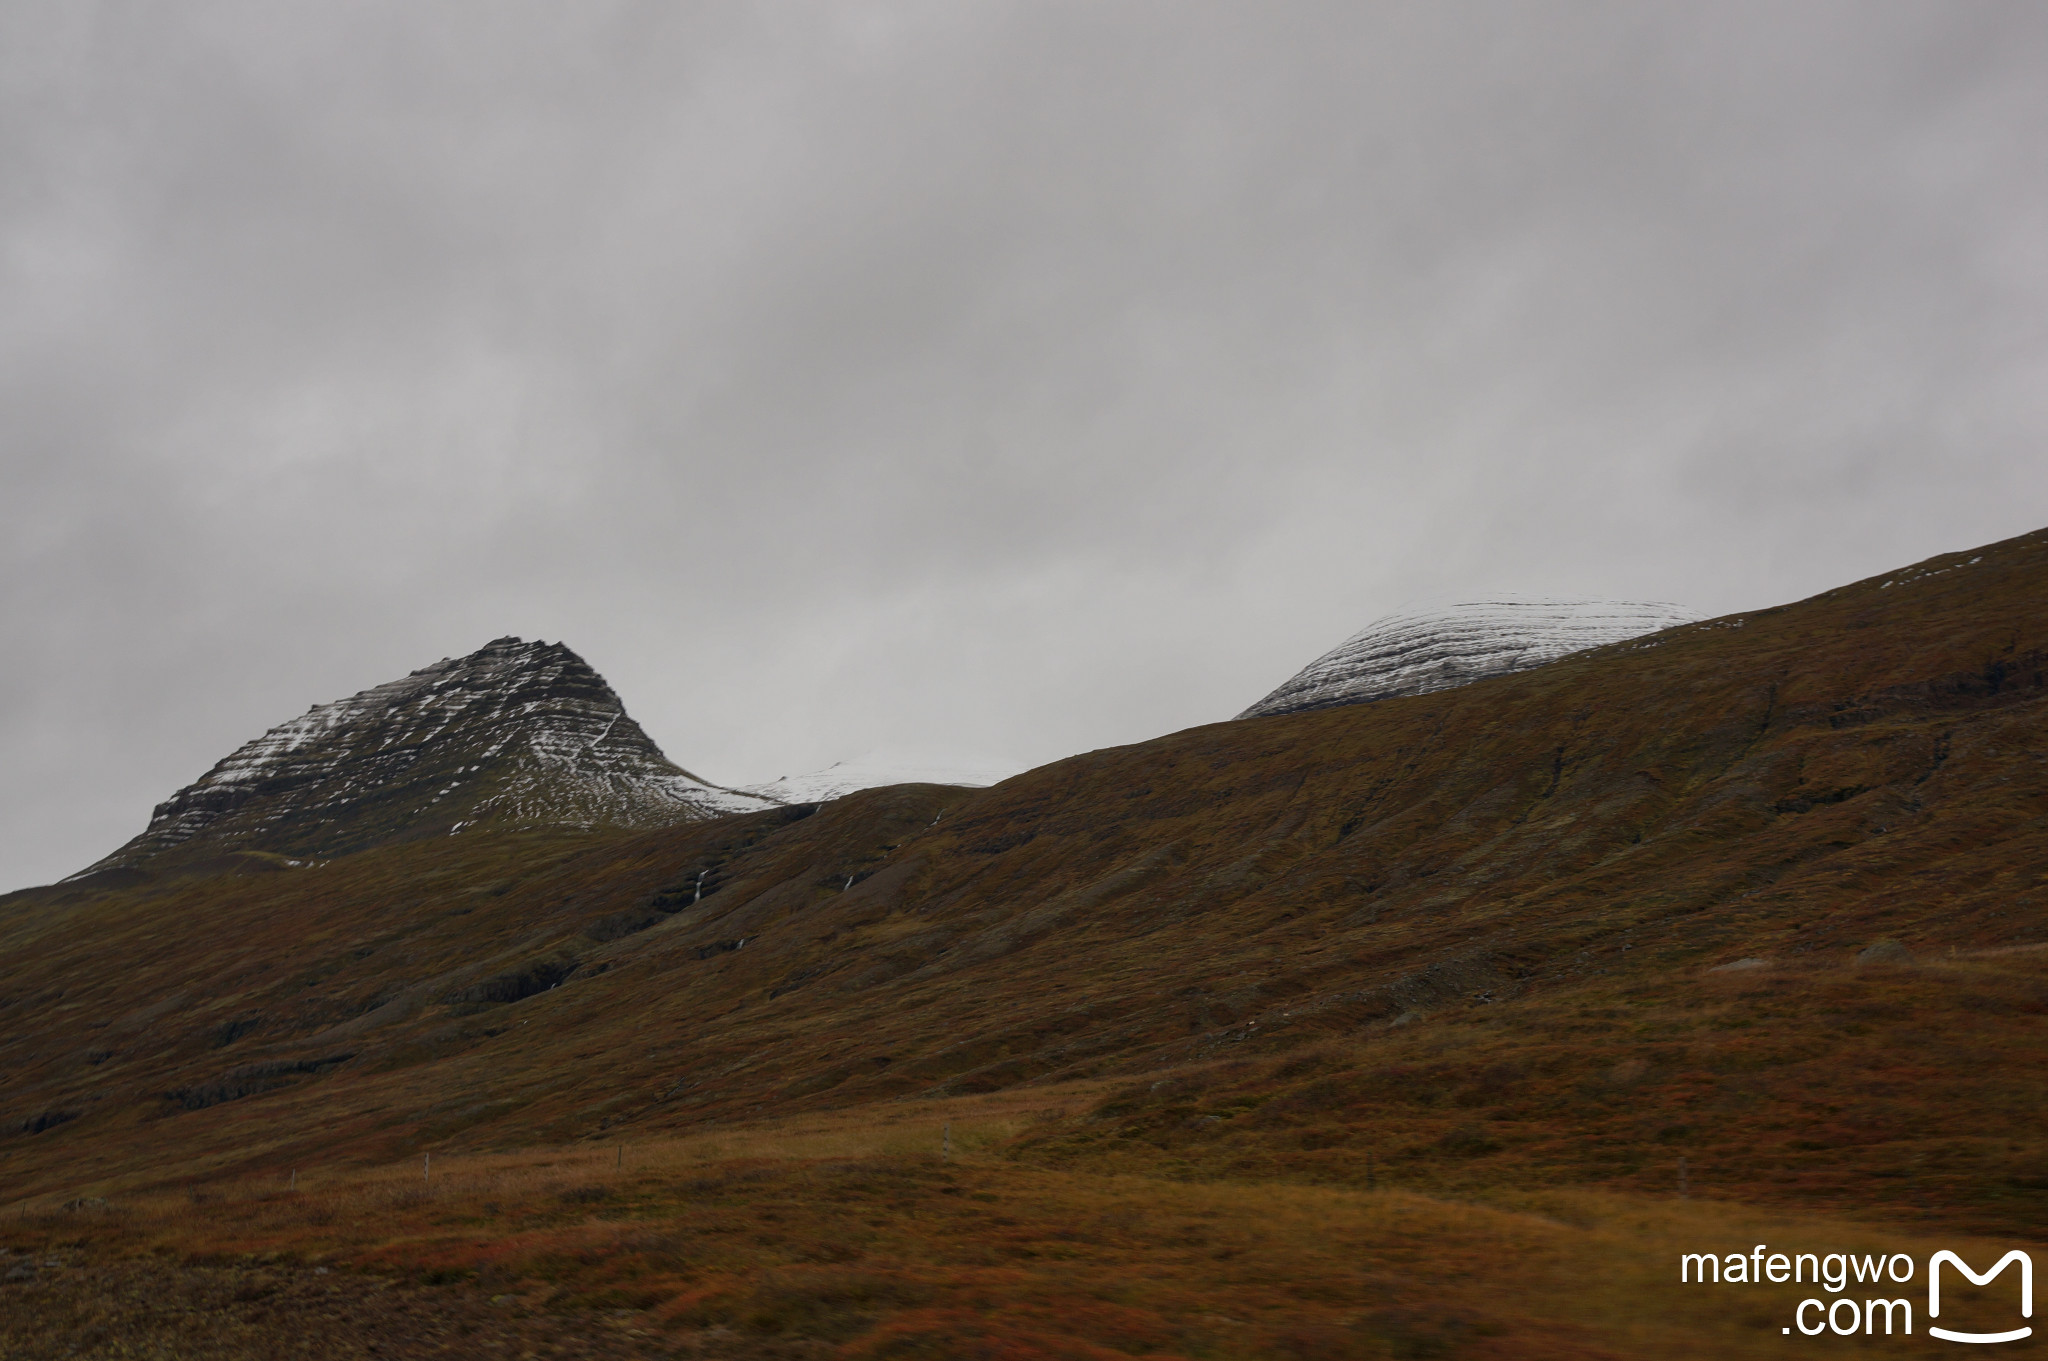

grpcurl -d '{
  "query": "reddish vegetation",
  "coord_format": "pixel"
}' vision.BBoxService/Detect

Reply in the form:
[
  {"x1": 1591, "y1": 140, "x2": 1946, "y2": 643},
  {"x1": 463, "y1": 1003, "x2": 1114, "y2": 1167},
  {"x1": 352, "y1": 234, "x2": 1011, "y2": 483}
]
[{"x1": 3, "y1": 528, "x2": 2044, "y2": 1356}]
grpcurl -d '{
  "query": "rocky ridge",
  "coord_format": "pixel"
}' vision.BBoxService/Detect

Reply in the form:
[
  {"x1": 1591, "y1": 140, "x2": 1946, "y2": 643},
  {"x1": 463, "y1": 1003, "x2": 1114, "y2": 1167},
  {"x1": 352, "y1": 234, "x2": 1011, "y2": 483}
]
[
  {"x1": 78, "y1": 637, "x2": 774, "y2": 875},
  {"x1": 1239, "y1": 597, "x2": 1700, "y2": 718}
]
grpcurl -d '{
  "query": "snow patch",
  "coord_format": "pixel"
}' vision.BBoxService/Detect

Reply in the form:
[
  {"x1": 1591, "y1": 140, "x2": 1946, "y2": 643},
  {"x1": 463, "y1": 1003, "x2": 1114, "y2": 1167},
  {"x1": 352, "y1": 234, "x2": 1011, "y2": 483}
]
[{"x1": 741, "y1": 749, "x2": 1026, "y2": 805}]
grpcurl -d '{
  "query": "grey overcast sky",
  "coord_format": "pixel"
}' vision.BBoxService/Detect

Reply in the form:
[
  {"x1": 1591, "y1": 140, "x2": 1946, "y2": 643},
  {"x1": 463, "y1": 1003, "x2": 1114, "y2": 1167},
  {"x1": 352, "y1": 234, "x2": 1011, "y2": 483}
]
[{"x1": 4, "y1": 2, "x2": 2046, "y2": 891}]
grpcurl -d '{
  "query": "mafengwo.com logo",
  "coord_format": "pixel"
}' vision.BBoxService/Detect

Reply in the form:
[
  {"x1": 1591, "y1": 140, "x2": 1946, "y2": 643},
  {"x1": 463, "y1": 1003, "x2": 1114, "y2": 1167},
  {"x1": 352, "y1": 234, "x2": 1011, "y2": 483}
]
[{"x1": 1681, "y1": 1244, "x2": 2032, "y2": 1341}]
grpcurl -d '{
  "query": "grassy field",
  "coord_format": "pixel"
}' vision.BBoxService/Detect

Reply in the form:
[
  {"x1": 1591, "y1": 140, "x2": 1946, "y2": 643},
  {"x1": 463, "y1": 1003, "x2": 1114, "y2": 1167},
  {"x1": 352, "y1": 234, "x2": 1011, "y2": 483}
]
[
  {"x1": 5, "y1": 1074, "x2": 2040, "y2": 1359},
  {"x1": 7, "y1": 940, "x2": 2043, "y2": 1359}
]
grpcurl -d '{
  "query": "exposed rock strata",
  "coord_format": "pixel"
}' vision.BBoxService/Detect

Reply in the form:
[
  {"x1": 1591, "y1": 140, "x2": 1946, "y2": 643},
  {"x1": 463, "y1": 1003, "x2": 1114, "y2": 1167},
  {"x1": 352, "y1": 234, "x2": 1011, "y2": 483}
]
[
  {"x1": 79, "y1": 637, "x2": 773, "y2": 873},
  {"x1": 1239, "y1": 598, "x2": 1699, "y2": 719}
]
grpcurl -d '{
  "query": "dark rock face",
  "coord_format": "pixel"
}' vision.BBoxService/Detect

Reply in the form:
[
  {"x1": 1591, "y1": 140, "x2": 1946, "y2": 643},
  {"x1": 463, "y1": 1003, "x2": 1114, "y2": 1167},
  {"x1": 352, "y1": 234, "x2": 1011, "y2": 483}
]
[
  {"x1": 1238, "y1": 598, "x2": 1700, "y2": 719},
  {"x1": 79, "y1": 637, "x2": 774, "y2": 874}
]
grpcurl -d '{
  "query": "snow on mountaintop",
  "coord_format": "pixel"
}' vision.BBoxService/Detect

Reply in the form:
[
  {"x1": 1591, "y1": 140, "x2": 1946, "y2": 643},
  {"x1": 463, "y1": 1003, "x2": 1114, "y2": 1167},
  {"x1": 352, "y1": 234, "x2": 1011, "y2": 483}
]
[
  {"x1": 76, "y1": 637, "x2": 775, "y2": 876},
  {"x1": 1238, "y1": 597, "x2": 1701, "y2": 719},
  {"x1": 742, "y1": 751, "x2": 1026, "y2": 805}
]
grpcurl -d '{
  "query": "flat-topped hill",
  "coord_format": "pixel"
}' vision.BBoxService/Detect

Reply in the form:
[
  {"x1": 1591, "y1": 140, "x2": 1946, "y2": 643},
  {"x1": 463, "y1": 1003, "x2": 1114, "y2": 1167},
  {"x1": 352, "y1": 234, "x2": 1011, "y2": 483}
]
[{"x1": 1239, "y1": 597, "x2": 1700, "y2": 718}]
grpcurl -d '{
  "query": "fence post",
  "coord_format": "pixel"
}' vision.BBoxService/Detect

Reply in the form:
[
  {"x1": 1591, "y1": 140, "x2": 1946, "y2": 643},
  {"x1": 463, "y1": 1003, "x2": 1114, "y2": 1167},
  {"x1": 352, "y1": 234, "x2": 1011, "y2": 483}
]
[
  {"x1": 1679, "y1": 1155, "x2": 1688, "y2": 1199},
  {"x1": 943, "y1": 1122, "x2": 952, "y2": 1163}
]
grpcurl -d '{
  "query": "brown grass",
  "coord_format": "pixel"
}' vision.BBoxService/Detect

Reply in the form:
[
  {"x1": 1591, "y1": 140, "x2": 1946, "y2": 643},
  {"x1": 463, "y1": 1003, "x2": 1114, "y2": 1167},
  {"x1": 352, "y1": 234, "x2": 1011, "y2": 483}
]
[{"x1": 7, "y1": 1081, "x2": 2039, "y2": 1358}]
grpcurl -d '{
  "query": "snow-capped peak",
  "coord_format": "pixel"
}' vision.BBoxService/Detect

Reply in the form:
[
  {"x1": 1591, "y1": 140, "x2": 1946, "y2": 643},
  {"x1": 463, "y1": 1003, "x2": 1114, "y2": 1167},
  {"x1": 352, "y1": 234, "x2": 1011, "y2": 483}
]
[
  {"x1": 1239, "y1": 596, "x2": 1701, "y2": 719},
  {"x1": 75, "y1": 637, "x2": 777, "y2": 876}
]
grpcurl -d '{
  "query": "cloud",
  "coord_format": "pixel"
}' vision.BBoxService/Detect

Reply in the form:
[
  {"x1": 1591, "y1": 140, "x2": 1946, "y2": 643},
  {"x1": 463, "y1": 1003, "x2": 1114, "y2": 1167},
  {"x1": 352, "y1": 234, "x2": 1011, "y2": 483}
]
[{"x1": 4, "y1": 1, "x2": 2046, "y2": 887}]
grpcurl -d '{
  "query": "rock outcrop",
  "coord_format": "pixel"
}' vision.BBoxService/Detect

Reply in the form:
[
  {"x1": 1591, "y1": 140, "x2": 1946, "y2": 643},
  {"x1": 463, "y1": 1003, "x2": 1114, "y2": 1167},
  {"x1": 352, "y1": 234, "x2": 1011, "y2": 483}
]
[
  {"x1": 1239, "y1": 598, "x2": 1700, "y2": 719},
  {"x1": 78, "y1": 637, "x2": 774, "y2": 874}
]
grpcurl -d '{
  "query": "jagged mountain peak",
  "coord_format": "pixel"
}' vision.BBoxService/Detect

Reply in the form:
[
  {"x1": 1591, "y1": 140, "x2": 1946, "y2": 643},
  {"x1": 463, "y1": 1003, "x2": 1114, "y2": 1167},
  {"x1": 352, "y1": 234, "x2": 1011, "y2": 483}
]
[
  {"x1": 77, "y1": 637, "x2": 775, "y2": 876},
  {"x1": 1239, "y1": 596, "x2": 1701, "y2": 719}
]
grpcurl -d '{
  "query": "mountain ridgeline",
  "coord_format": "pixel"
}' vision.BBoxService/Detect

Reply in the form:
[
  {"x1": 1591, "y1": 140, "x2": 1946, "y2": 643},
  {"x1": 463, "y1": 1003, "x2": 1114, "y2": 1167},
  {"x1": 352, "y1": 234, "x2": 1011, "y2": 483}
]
[
  {"x1": 83, "y1": 600, "x2": 1708, "y2": 882},
  {"x1": 3, "y1": 528, "x2": 2045, "y2": 1249},
  {"x1": 77, "y1": 637, "x2": 775, "y2": 878}
]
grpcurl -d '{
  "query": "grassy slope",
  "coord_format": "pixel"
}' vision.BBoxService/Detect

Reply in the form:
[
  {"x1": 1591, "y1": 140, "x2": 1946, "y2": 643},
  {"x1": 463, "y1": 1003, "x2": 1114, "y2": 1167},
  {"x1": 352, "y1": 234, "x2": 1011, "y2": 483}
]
[{"x1": 1, "y1": 527, "x2": 2044, "y2": 1357}]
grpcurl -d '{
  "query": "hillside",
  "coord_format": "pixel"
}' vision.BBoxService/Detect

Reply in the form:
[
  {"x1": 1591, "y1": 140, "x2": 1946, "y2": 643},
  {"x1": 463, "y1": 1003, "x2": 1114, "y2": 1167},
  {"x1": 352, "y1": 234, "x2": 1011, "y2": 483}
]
[{"x1": 3, "y1": 529, "x2": 2045, "y2": 1358}]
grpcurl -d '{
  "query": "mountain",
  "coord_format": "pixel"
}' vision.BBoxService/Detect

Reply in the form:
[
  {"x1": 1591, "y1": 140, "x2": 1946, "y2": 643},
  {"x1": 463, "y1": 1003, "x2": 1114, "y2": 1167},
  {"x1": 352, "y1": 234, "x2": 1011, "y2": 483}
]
[
  {"x1": 740, "y1": 749, "x2": 1025, "y2": 804},
  {"x1": 14, "y1": 528, "x2": 2041, "y2": 1162},
  {"x1": 4, "y1": 530, "x2": 2045, "y2": 1357},
  {"x1": 1238, "y1": 596, "x2": 1700, "y2": 718},
  {"x1": 75, "y1": 636, "x2": 774, "y2": 877}
]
